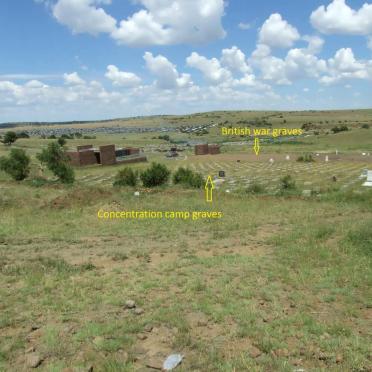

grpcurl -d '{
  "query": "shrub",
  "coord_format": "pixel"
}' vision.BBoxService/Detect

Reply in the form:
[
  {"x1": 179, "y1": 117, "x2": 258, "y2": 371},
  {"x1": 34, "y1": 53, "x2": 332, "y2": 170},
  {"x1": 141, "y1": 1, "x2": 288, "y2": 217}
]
[
  {"x1": 0, "y1": 148, "x2": 30, "y2": 181},
  {"x1": 140, "y1": 162, "x2": 170, "y2": 187},
  {"x1": 1, "y1": 131, "x2": 17, "y2": 145},
  {"x1": 246, "y1": 182, "x2": 266, "y2": 194},
  {"x1": 158, "y1": 135, "x2": 170, "y2": 141},
  {"x1": 361, "y1": 124, "x2": 370, "y2": 129},
  {"x1": 297, "y1": 153, "x2": 315, "y2": 163},
  {"x1": 17, "y1": 131, "x2": 30, "y2": 139},
  {"x1": 57, "y1": 137, "x2": 67, "y2": 146},
  {"x1": 173, "y1": 167, "x2": 203, "y2": 188},
  {"x1": 280, "y1": 175, "x2": 296, "y2": 191},
  {"x1": 331, "y1": 125, "x2": 349, "y2": 134},
  {"x1": 113, "y1": 167, "x2": 139, "y2": 187},
  {"x1": 37, "y1": 142, "x2": 75, "y2": 184}
]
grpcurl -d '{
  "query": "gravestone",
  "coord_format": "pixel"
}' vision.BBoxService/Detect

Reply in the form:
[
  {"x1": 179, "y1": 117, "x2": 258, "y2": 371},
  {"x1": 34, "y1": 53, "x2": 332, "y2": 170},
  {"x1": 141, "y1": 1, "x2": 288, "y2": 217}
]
[
  {"x1": 362, "y1": 171, "x2": 372, "y2": 187},
  {"x1": 286, "y1": 155, "x2": 290, "y2": 161},
  {"x1": 325, "y1": 155, "x2": 329, "y2": 162}
]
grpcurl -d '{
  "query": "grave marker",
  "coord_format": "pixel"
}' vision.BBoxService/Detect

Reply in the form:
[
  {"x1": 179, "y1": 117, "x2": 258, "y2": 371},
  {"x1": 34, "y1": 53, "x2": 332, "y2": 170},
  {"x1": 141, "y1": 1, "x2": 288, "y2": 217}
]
[{"x1": 362, "y1": 171, "x2": 372, "y2": 187}]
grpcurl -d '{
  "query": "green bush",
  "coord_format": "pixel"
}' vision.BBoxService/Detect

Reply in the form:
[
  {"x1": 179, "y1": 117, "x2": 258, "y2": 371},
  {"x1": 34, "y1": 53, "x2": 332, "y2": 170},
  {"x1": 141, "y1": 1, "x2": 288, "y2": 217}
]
[
  {"x1": 0, "y1": 148, "x2": 30, "y2": 181},
  {"x1": 173, "y1": 167, "x2": 203, "y2": 188},
  {"x1": 280, "y1": 175, "x2": 296, "y2": 191},
  {"x1": 246, "y1": 182, "x2": 266, "y2": 194},
  {"x1": 297, "y1": 153, "x2": 315, "y2": 162},
  {"x1": 1, "y1": 131, "x2": 17, "y2": 145},
  {"x1": 113, "y1": 167, "x2": 139, "y2": 187},
  {"x1": 140, "y1": 162, "x2": 170, "y2": 187},
  {"x1": 361, "y1": 124, "x2": 370, "y2": 129},
  {"x1": 331, "y1": 125, "x2": 349, "y2": 134},
  {"x1": 57, "y1": 137, "x2": 67, "y2": 146},
  {"x1": 37, "y1": 142, "x2": 75, "y2": 184}
]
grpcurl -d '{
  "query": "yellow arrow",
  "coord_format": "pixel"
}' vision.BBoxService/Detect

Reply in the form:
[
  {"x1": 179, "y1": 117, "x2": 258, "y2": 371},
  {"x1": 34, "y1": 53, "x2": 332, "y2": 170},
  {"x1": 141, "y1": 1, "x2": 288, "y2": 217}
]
[
  {"x1": 205, "y1": 175, "x2": 215, "y2": 202},
  {"x1": 253, "y1": 137, "x2": 260, "y2": 156}
]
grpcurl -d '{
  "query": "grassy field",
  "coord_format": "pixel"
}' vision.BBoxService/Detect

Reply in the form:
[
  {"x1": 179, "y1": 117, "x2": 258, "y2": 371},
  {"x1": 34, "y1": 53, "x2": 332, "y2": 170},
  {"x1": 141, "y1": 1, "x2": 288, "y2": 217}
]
[{"x1": 0, "y1": 110, "x2": 372, "y2": 371}]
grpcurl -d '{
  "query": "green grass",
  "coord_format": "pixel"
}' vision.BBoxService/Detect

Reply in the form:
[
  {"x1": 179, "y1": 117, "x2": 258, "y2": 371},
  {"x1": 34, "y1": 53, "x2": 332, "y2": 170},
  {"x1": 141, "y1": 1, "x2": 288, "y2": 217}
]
[
  {"x1": 0, "y1": 180, "x2": 371, "y2": 370},
  {"x1": 0, "y1": 111, "x2": 372, "y2": 370}
]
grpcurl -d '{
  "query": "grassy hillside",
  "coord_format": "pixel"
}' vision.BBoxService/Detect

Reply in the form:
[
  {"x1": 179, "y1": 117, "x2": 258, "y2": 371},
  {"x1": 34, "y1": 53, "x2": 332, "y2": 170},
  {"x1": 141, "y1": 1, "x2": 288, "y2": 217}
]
[{"x1": 0, "y1": 110, "x2": 371, "y2": 371}]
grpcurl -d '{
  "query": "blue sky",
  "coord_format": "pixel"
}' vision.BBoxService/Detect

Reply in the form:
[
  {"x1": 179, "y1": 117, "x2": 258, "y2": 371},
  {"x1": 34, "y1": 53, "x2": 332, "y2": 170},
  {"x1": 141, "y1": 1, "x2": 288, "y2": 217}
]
[{"x1": 0, "y1": 0, "x2": 371, "y2": 122}]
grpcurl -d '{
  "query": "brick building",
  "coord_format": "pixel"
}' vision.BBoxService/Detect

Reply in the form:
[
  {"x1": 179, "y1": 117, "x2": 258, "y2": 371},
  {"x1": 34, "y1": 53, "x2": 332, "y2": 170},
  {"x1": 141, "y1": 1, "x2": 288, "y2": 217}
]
[
  {"x1": 194, "y1": 144, "x2": 221, "y2": 156},
  {"x1": 67, "y1": 144, "x2": 146, "y2": 167}
]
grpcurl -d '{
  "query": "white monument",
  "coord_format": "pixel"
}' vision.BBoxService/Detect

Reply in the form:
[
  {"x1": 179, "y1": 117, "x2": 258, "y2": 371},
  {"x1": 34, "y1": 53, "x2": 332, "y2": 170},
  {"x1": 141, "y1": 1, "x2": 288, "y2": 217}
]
[
  {"x1": 286, "y1": 155, "x2": 290, "y2": 161},
  {"x1": 325, "y1": 155, "x2": 329, "y2": 162},
  {"x1": 363, "y1": 171, "x2": 372, "y2": 187}
]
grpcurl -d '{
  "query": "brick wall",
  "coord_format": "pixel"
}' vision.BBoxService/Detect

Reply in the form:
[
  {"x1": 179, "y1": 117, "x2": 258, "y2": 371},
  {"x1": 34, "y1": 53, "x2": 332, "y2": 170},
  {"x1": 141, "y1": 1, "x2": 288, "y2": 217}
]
[
  {"x1": 79, "y1": 149, "x2": 97, "y2": 166},
  {"x1": 208, "y1": 144, "x2": 221, "y2": 155},
  {"x1": 195, "y1": 144, "x2": 209, "y2": 155},
  {"x1": 99, "y1": 145, "x2": 117, "y2": 165}
]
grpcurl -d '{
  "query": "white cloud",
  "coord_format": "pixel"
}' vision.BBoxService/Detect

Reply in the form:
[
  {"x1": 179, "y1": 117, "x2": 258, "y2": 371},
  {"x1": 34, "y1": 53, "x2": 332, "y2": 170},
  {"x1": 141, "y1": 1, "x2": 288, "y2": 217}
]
[
  {"x1": 221, "y1": 46, "x2": 252, "y2": 74},
  {"x1": 320, "y1": 47, "x2": 372, "y2": 84},
  {"x1": 303, "y1": 35, "x2": 325, "y2": 55},
  {"x1": 63, "y1": 72, "x2": 85, "y2": 85},
  {"x1": 259, "y1": 13, "x2": 300, "y2": 48},
  {"x1": 310, "y1": 0, "x2": 372, "y2": 35},
  {"x1": 238, "y1": 22, "x2": 251, "y2": 30},
  {"x1": 105, "y1": 65, "x2": 141, "y2": 87},
  {"x1": 144, "y1": 52, "x2": 192, "y2": 89},
  {"x1": 251, "y1": 44, "x2": 327, "y2": 85},
  {"x1": 186, "y1": 52, "x2": 231, "y2": 85},
  {"x1": 53, "y1": 0, "x2": 116, "y2": 35},
  {"x1": 111, "y1": 0, "x2": 226, "y2": 46}
]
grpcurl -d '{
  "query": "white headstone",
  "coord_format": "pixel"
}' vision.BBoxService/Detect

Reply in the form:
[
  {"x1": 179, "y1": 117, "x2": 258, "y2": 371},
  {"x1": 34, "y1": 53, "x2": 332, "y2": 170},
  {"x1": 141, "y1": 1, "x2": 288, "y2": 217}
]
[
  {"x1": 269, "y1": 158, "x2": 274, "y2": 165},
  {"x1": 134, "y1": 191, "x2": 140, "y2": 196},
  {"x1": 362, "y1": 171, "x2": 372, "y2": 187},
  {"x1": 286, "y1": 155, "x2": 290, "y2": 161},
  {"x1": 325, "y1": 155, "x2": 329, "y2": 162}
]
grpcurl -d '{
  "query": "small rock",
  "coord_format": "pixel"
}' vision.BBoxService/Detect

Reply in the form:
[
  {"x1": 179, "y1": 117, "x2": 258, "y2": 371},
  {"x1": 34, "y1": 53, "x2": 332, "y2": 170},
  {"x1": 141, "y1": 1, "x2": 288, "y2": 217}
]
[
  {"x1": 144, "y1": 324, "x2": 153, "y2": 333},
  {"x1": 290, "y1": 303, "x2": 296, "y2": 308},
  {"x1": 137, "y1": 333, "x2": 147, "y2": 340},
  {"x1": 134, "y1": 308, "x2": 144, "y2": 315},
  {"x1": 336, "y1": 354, "x2": 343, "y2": 363},
  {"x1": 124, "y1": 300, "x2": 136, "y2": 309},
  {"x1": 29, "y1": 325, "x2": 40, "y2": 332},
  {"x1": 318, "y1": 352, "x2": 331, "y2": 360},
  {"x1": 145, "y1": 356, "x2": 164, "y2": 370},
  {"x1": 26, "y1": 353, "x2": 43, "y2": 368},
  {"x1": 87, "y1": 366, "x2": 94, "y2": 372},
  {"x1": 248, "y1": 346, "x2": 262, "y2": 358}
]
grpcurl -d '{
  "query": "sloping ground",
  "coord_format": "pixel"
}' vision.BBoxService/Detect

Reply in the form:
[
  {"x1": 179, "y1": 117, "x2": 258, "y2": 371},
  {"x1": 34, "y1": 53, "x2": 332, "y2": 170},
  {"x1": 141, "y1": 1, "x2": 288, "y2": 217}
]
[{"x1": 0, "y1": 185, "x2": 371, "y2": 371}]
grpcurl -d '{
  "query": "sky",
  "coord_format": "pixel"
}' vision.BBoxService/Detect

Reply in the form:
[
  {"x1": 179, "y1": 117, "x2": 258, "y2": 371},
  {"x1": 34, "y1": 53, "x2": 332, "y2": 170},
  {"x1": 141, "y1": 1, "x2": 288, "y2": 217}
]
[{"x1": 0, "y1": 0, "x2": 371, "y2": 123}]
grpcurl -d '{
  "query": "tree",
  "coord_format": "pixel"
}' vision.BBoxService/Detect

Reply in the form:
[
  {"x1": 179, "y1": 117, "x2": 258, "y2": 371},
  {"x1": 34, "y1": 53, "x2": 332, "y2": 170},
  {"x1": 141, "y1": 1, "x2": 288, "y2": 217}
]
[
  {"x1": 2, "y1": 131, "x2": 17, "y2": 145},
  {"x1": 140, "y1": 163, "x2": 170, "y2": 187},
  {"x1": 0, "y1": 149, "x2": 30, "y2": 181},
  {"x1": 37, "y1": 142, "x2": 75, "y2": 184},
  {"x1": 57, "y1": 137, "x2": 67, "y2": 147}
]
